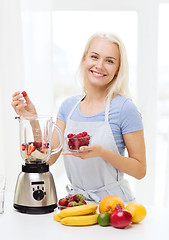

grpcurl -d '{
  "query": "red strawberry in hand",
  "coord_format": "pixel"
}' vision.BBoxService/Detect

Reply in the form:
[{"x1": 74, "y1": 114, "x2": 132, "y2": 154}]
[{"x1": 22, "y1": 91, "x2": 27, "y2": 97}]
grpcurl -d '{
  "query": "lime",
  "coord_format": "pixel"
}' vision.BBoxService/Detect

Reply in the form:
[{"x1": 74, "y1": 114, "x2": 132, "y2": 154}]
[{"x1": 97, "y1": 212, "x2": 110, "y2": 226}]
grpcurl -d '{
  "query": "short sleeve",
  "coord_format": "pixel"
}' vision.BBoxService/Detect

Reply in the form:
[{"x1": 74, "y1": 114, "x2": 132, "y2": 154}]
[
  {"x1": 57, "y1": 95, "x2": 83, "y2": 122},
  {"x1": 57, "y1": 99, "x2": 68, "y2": 122},
  {"x1": 120, "y1": 99, "x2": 143, "y2": 134}
]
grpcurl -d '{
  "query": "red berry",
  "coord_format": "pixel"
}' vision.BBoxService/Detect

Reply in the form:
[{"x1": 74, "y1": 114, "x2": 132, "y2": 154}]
[
  {"x1": 67, "y1": 197, "x2": 74, "y2": 203},
  {"x1": 21, "y1": 144, "x2": 25, "y2": 151},
  {"x1": 58, "y1": 198, "x2": 68, "y2": 206},
  {"x1": 27, "y1": 145, "x2": 36, "y2": 155},
  {"x1": 33, "y1": 141, "x2": 42, "y2": 148},
  {"x1": 67, "y1": 131, "x2": 91, "y2": 150},
  {"x1": 22, "y1": 91, "x2": 27, "y2": 97},
  {"x1": 82, "y1": 131, "x2": 87, "y2": 137},
  {"x1": 82, "y1": 200, "x2": 87, "y2": 205},
  {"x1": 40, "y1": 146, "x2": 48, "y2": 153},
  {"x1": 67, "y1": 133, "x2": 73, "y2": 138}
]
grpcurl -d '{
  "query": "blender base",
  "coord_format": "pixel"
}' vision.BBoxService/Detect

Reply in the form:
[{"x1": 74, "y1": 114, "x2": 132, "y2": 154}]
[{"x1": 14, "y1": 203, "x2": 57, "y2": 214}]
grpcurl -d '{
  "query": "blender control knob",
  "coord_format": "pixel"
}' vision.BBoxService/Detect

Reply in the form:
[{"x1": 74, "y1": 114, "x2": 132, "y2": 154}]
[{"x1": 33, "y1": 189, "x2": 44, "y2": 201}]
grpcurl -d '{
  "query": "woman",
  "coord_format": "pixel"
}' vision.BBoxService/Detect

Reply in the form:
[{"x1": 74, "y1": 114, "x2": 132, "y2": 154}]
[{"x1": 11, "y1": 32, "x2": 146, "y2": 203}]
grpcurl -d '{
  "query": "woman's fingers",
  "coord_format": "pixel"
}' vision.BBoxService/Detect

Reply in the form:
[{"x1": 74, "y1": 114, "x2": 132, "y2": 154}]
[
  {"x1": 11, "y1": 99, "x2": 25, "y2": 107},
  {"x1": 12, "y1": 93, "x2": 23, "y2": 101},
  {"x1": 15, "y1": 103, "x2": 27, "y2": 111},
  {"x1": 11, "y1": 91, "x2": 37, "y2": 117},
  {"x1": 24, "y1": 94, "x2": 32, "y2": 105},
  {"x1": 62, "y1": 149, "x2": 90, "y2": 159},
  {"x1": 12, "y1": 91, "x2": 20, "y2": 98},
  {"x1": 62, "y1": 151, "x2": 74, "y2": 156},
  {"x1": 79, "y1": 146, "x2": 92, "y2": 152},
  {"x1": 62, "y1": 145, "x2": 100, "y2": 160}
]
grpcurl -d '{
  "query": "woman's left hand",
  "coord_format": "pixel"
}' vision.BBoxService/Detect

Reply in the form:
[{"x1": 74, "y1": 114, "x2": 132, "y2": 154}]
[{"x1": 62, "y1": 145, "x2": 102, "y2": 159}]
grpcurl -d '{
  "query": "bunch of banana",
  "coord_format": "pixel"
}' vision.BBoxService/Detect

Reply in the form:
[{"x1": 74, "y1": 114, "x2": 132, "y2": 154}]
[{"x1": 53, "y1": 204, "x2": 99, "y2": 226}]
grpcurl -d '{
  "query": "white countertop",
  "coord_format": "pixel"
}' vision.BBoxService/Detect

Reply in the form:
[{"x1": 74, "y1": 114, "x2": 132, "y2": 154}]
[{"x1": 0, "y1": 192, "x2": 169, "y2": 240}]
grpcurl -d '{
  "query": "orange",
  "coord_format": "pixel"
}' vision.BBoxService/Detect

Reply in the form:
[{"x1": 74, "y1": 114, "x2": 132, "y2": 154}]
[
  {"x1": 99, "y1": 195, "x2": 125, "y2": 214},
  {"x1": 126, "y1": 201, "x2": 146, "y2": 223}
]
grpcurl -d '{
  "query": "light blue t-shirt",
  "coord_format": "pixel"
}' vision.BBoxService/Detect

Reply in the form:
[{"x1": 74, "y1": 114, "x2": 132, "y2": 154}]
[{"x1": 57, "y1": 95, "x2": 143, "y2": 155}]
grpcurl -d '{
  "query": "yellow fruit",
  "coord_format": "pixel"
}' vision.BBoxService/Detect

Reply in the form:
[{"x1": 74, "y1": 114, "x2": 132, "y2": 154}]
[
  {"x1": 99, "y1": 195, "x2": 125, "y2": 214},
  {"x1": 60, "y1": 213, "x2": 99, "y2": 226},
  {"x1": 59, "y1": 203, "x2": 98, "y2": 219},
  {"x1": 126, "y1": 201, "x2": 147, "y2": 223},
  {"x1": 53, "y1": 213, "x2": 61, "y2": 222}
]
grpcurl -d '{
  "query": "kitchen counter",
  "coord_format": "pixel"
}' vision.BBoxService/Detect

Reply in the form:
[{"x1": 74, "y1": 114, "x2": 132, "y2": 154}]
[{"x1": 0, "y1": 192, "x2": 168, "y2": 240}]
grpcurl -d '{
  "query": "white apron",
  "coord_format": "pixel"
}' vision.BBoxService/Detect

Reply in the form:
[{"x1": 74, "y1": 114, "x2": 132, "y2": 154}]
[{"x1": 63, "y1": 96, "x2": 135, "y2": 204}]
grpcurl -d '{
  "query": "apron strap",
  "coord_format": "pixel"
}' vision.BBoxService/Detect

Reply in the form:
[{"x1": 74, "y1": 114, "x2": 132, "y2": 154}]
[
  {"x1": 105, "y1": 97, "x2": 111, "y2": 122},
  {"x1": 67, "y1": 94, "x2": 111, "y2": 123},
  {"x1": 67, "y1": 94, "x2": 85, "y2": 120}
]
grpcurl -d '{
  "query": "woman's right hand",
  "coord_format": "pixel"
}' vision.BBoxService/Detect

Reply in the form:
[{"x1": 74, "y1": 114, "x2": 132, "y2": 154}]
[{"x1": 11, "y1": 91, "x2": 37, "y2": 117}]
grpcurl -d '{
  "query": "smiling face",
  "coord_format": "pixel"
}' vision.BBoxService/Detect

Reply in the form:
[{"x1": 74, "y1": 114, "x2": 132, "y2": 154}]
[{"x1": 82, "y1": 37, "x2": 120, "y2": 90}]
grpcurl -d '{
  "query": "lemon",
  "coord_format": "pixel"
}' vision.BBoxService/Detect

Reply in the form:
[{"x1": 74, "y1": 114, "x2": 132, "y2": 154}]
[{"x1": 126, "y1": 201, "x2": 147, "y2": 223}]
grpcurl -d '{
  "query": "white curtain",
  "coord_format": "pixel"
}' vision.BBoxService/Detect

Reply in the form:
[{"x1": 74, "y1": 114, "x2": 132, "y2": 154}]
[
  {"x1": 0, "y1": 0, "x2": 24, "y2": 190},
  {"x1": 0, "y1": 0, "x2": 55, "y2": 191}
]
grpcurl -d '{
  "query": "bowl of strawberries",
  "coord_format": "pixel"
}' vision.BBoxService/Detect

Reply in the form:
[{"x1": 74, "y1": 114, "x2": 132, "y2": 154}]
[
  {"x1": 66, "y1": 131, "x2": 91, "y2": 152},
  {"x1": 58, "y1": 194, "x2": 87, "y2": 210}
]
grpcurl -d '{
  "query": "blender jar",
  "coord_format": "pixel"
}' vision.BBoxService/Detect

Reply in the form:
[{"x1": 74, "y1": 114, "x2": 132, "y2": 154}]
[{"x1": 17, "y1": 116, "x2": 63, "y2": 164}]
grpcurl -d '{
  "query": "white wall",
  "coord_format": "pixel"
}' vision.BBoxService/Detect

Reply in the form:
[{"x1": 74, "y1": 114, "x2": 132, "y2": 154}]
[{"x1": 1, "y1": 0, "x2": 168, "y2": 206}]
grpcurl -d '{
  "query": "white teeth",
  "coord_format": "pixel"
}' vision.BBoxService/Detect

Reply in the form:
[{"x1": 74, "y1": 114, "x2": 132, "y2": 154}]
[{"x1": 92, "y1": 71, "x2": 105, "y2": 77}]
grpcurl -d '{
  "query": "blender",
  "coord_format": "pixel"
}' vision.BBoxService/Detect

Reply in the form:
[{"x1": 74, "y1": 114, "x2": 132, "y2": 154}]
[{"x1": 14, "y1": 116, "x2": 63, "y2": 214}]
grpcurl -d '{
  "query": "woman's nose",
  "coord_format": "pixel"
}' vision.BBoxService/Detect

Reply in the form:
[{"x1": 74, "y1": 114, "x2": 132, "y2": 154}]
[{"x1": 95, "y1": 59, "x2": 104, "y2": 69}]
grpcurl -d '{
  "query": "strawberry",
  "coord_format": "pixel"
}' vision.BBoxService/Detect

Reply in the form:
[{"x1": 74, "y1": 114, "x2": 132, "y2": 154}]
[
  {"x1": 67, "y1": 197, "x2": 75, "y2": 203},
  {"x1": 40, "y1": 146, "x2": 49, "y2": 153},
  {"x1": 73, "y1": 194, "x2": 78, "y2": 202},
  {"x1": 76, "y1": 194, "x2": 84, "y2": 201},
  {"x1": 21, "y1": 144, "x2": 25, "y2": 151},
  {"x1": 65, "y1": 195, "x2": 73, "y2": 200},
  {"x1": 68, "y1": 201, "x2": 79, "y2": 207},
  {"x1": 58, "y1": 198, "x2": 68, "y2": 206},
  {"x1": 27, "y1": 145, "x2": 36, "y2": 155},
  {"x1": 21, "y1": 91, "x2": 27, "y2": 97},
  {"x1": 33, "y1": 141, "x2": 42, "y2": 149},
  {"x1": 82, "y1": 200, "x2": 87, "y2": 205},
  {"x1": 78, "y1": 200, "x2": 87, "y2": 206}
]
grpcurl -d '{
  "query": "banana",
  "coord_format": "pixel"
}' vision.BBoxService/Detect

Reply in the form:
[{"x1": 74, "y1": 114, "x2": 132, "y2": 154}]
[
  {"x1": 60, "y1": 213, "x2": 99, "y2": 226},
  {"x1": 53, "y1": 213, "x2": 61, "y2": 222},
  {"x1": 58, "y1": 204, "x2": 98, "y2": 219}
]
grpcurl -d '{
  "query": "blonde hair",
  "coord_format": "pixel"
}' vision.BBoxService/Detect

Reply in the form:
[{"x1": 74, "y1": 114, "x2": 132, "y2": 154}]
[{"x1": 78, "y1": 32, "x2": 130, "y2": 99}]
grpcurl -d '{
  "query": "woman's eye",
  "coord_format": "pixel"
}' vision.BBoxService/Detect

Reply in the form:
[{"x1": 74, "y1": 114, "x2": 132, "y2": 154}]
[
  {"x1": 106, "y1": 59, "x2": 114, "y2": 64},
  {"x1": 91, "y1": 55, "x2": 98, "y2": 59}
]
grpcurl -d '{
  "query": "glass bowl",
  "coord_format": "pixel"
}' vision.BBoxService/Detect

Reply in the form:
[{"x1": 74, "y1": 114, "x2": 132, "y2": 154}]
[{"x1": 66, "y1": 133, "x2": 91, "y2": 152}]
